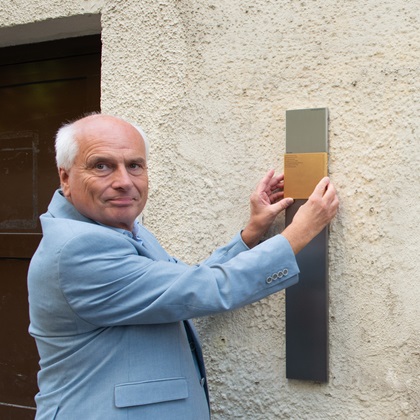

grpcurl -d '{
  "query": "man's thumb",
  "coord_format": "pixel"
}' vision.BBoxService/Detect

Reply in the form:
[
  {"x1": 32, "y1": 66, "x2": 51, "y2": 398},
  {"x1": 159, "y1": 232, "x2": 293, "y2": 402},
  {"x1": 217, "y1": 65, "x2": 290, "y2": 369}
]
[{"x1": 278, "y1": 197, "x2": 294, "y2": 210}]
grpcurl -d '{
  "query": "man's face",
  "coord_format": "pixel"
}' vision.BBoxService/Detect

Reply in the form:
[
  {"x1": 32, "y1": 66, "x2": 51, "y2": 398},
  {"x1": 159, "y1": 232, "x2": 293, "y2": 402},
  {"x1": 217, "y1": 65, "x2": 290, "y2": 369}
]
[{"x1": 60, "y1": 116, "x2": 148, "y2": 231}]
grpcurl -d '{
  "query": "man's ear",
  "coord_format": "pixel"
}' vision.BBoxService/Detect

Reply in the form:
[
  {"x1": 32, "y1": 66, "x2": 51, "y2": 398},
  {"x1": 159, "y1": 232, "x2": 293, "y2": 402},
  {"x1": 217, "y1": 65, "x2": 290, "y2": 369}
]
[{"x1": 59, "y1": 168, "x2": 71, "y2": 198}]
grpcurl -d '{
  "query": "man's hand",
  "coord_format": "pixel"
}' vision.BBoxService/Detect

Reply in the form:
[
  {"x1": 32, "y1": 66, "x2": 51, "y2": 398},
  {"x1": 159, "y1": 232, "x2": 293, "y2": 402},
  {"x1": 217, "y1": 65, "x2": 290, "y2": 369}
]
[
  {"x1": 241, "y1": 170, "x2": 294, "y2": 248},
  {"x1": 282, "y1": 177, "x2": 339, "y2": 254}
]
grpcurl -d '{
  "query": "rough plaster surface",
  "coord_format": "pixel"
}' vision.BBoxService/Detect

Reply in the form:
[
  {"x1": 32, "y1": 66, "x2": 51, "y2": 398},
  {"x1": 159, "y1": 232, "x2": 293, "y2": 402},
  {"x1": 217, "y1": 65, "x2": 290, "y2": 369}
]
[{"x1": 2, "y1": 0, "x2": 419, "y2": 418}]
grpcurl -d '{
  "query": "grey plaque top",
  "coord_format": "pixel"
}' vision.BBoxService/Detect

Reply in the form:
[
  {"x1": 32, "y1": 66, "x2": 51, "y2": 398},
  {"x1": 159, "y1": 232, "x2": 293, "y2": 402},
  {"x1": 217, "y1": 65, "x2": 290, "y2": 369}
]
[{"x1": 286, "y1": 108, "x2": 328, "y2": 153}]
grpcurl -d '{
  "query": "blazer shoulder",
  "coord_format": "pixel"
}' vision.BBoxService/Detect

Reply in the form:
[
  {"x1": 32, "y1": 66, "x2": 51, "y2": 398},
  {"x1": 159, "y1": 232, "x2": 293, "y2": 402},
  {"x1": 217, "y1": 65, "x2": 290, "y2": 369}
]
[{"x1": 39, "y1": 215, "x2": 130, "y2": 252}]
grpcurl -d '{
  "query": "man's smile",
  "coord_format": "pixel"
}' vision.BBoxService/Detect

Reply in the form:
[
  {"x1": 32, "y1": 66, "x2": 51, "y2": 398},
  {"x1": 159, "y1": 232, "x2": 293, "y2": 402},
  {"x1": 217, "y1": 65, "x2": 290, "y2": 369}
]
[{"x1": 106, "y1": 196, "x2": 138, "y2": 205}]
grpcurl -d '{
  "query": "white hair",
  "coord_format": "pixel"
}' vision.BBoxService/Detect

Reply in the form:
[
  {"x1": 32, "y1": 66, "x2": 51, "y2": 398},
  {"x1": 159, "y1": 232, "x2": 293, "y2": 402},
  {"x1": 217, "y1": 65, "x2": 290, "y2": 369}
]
[
  {"x1": 55, "y1": 123, "x2": 79, "y2": 171},
  {"x1": 129, "y1": 123, "x2": 150, "y2": 157},
  {"x1": 55, "y1": 114, "x2": 150, "y2": 170}
]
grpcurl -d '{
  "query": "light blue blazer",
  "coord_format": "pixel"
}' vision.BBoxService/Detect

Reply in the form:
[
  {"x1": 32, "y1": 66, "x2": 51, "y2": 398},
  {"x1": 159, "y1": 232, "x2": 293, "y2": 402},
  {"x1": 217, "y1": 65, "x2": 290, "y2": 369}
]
[{"x1": 28, "y1": 190, "x2": 299, "y2": 419}]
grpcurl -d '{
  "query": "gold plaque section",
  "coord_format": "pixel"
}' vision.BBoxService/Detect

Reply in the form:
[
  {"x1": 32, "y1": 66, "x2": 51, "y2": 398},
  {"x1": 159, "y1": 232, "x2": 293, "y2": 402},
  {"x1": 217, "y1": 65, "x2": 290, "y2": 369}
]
[{"x1": 284, "y1": 152, "x2": 328, "y2": 199}]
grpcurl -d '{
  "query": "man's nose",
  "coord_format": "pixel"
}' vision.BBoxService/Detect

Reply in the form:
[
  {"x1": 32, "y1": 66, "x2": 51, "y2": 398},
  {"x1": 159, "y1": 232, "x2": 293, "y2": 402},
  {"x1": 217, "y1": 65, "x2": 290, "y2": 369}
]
[{"x1": 111, "y1": 166, "x2": 132, "y2": 189}]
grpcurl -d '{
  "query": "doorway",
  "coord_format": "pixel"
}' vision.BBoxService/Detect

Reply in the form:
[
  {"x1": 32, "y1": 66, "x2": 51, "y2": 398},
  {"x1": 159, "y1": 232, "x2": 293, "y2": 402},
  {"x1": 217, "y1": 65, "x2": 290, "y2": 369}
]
[{"x1": 0, "y1": 34, "x2": 101, "y2": 419}]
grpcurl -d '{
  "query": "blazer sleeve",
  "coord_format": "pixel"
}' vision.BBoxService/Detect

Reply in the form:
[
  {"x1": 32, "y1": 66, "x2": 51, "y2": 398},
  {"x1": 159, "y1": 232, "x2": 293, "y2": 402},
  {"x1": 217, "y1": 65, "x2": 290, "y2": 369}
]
[{"x1": 59, "y1": 230, "x2": 299, "y2": 326}]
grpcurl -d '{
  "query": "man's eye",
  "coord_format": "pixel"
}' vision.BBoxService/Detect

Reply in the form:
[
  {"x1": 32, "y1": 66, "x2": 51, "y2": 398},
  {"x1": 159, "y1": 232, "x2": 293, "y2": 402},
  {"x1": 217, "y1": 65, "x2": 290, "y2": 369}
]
[
  {"x1": 128, "y1": 163, "x2": 146, "y2": 173},
  {"x1": 95, "y1": 163, "x2": 110, "y2": 171}
]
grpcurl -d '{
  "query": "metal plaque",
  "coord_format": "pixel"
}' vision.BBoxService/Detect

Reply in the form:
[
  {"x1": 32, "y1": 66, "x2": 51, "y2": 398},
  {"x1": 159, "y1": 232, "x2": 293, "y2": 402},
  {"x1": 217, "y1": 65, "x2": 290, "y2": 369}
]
[{"x1": 285, "y1": 108, "x2": 329, "y2": 382}]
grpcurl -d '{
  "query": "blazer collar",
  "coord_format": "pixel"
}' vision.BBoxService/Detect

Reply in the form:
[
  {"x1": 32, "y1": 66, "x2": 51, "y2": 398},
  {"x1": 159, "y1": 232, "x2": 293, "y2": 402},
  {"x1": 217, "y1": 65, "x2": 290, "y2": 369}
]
[
  {"x1": 48, "y1": 189, "x2": 95, "y2": 224},
  {"x1": 47, "y1": 189, "x2": 155, "y2": 257}
]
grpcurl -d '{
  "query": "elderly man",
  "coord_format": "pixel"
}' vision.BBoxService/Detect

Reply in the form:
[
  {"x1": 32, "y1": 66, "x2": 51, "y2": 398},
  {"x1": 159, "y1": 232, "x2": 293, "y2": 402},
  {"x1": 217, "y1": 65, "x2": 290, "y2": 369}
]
[{"x1": 28, "y1": 114, "x2": 338, "y2": 419}]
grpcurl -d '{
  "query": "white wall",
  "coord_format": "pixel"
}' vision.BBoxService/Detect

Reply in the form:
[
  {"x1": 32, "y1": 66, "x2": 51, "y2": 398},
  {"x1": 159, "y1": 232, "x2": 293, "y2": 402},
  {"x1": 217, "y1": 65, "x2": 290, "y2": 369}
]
[{"x1": 2, "y1": 0, "x2": 419, "y2": 418}]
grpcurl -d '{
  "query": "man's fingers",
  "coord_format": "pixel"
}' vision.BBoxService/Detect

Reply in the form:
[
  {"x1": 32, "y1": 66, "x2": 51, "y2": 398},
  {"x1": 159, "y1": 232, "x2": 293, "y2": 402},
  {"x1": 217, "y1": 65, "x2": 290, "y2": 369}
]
[
  {"x1": 323, "y1": 180, "x2": 337, "y2": 201},
  {"x1": 268, "y1": 173, "x2": 284, "y2": 190},
  {"x1": 257, "y1": 169, "x2": 275, "y2": 193},
  {"x1": 312, "y1": 176, "x2": 330, "y2": 197}
]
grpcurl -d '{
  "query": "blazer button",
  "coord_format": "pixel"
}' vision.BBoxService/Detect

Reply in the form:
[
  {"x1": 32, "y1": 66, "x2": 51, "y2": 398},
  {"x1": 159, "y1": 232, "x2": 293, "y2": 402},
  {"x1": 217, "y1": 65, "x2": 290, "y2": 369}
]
[
  {"x1": 272, "y1": 273, "x2": 278, "y2": 280},
  {"x1": 282, "y1": 268, "x2": 288, "y2": 276},
  {"x1": 277, "y1": 271, "x2": 283, "y2": 278},
  {"x1": 200, "y1": 377, "x2": 206, "y2": 387},
  {"x1": 266, "y1": 276, "x2": 273, "y2": 284}
]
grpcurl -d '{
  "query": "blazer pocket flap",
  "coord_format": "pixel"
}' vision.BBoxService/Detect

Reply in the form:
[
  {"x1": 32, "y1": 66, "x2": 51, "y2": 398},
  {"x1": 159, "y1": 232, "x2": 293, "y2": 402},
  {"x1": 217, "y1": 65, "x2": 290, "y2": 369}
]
[{"x1": 115, "y1": 377, "x2": 188, "y2": 408}]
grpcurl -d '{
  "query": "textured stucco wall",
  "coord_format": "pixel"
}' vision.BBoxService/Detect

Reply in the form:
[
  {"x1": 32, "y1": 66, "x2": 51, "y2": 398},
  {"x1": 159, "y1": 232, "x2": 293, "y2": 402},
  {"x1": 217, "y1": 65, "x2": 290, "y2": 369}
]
[{"x1": 2, "y1": 0, "x2": 419, "y2": 418}]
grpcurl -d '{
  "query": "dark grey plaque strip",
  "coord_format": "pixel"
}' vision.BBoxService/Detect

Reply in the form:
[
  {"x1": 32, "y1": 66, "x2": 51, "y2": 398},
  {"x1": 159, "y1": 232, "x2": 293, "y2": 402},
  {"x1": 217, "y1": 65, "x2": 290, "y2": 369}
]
[{"x1": 285, "y1": 108, "x2": 329, "y2": 382}]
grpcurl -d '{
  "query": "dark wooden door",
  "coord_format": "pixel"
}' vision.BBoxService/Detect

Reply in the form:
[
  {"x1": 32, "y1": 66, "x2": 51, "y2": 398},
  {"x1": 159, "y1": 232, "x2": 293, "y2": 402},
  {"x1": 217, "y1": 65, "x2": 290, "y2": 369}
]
[{"x1": 0, "y1": 35, "x2": 101, "y2": 419}]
